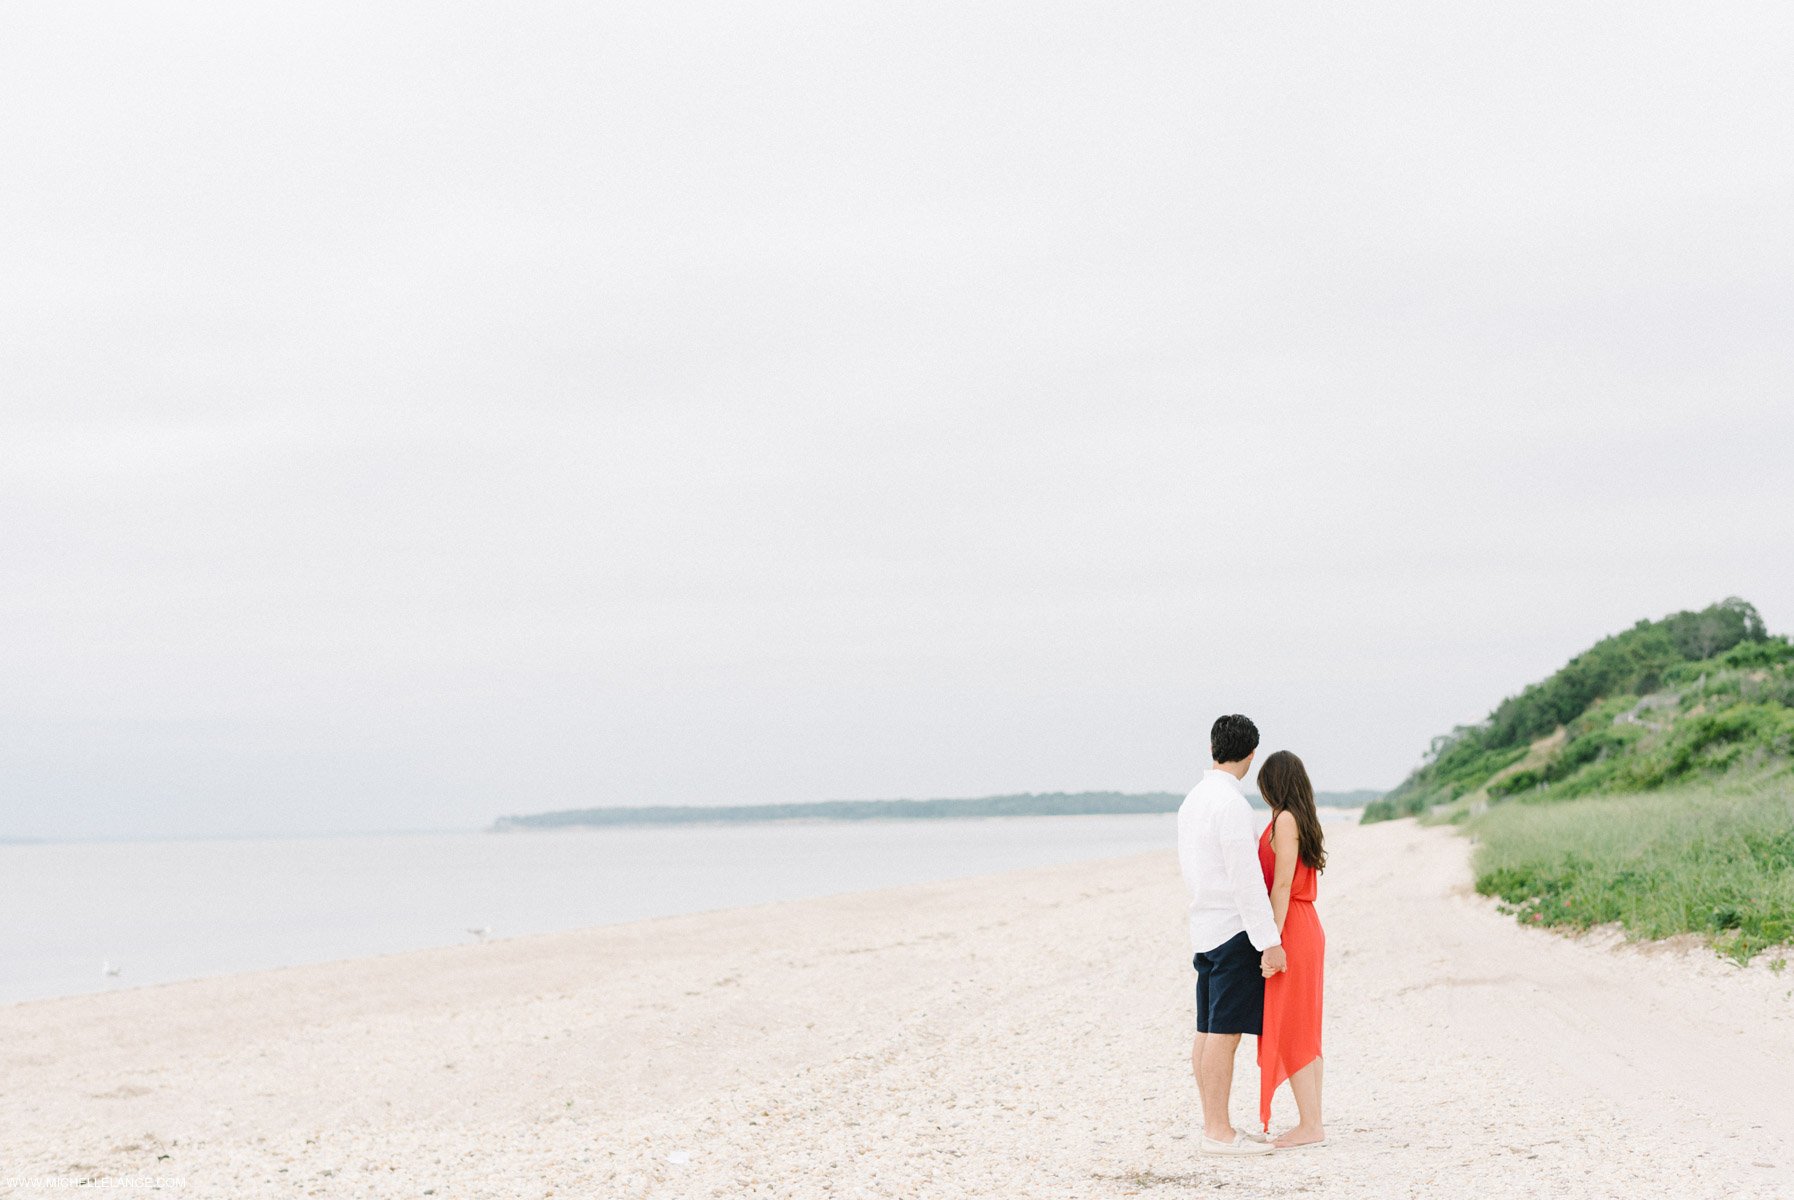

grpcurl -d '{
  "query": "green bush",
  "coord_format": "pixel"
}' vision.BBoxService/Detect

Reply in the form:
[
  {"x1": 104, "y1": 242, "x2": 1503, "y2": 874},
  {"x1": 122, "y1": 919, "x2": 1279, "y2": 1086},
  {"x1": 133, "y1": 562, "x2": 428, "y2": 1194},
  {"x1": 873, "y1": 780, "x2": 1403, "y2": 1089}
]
[
  {"x1": 1651, "y1": 705, "x2": 1794, "y2": 783},
  {"x1": 1362, "y1": 791, "x2": 1429, "y2": 823},
  {"x1": 1721, "y1": 636, "x2": 1794, "y2": 670},
  {"x1": 1488, "y1": 769, "x2": 1544, "y2": 799},
  {"x1": 1556, "y1": 725, "x2": 1638, "y2": 772}
]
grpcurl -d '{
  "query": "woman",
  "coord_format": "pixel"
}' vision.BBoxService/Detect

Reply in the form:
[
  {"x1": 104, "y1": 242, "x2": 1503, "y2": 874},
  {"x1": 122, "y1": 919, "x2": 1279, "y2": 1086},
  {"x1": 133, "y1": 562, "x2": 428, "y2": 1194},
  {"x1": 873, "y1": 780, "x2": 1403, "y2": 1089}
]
[{"x1": 1256, "y1": 749, "x2": 1326, "y2": 1148}]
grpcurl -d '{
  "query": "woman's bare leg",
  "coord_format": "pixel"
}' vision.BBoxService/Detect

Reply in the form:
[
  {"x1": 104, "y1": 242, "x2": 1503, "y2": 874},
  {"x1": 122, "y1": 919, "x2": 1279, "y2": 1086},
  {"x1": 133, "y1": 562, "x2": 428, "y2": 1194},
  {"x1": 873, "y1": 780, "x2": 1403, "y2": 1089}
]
[{"x1": 1274, "y1": 1057, "x2": 1324, "y2": 1147}]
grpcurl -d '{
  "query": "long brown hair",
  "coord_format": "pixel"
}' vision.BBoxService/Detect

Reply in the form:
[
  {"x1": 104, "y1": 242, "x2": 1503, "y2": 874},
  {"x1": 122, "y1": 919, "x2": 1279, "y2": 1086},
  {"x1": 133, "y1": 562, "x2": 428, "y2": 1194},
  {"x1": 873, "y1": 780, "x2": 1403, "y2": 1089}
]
[{"x1": 1257, "y1": 750, "x2": 1326, "y2": 872}]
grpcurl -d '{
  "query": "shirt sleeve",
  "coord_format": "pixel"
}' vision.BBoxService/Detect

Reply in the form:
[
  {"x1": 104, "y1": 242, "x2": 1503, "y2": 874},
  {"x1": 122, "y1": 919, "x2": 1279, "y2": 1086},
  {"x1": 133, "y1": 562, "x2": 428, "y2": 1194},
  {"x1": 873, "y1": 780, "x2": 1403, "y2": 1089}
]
[{"x1": 1218, "y1": 799, "x2": 1281, "y2": 951}]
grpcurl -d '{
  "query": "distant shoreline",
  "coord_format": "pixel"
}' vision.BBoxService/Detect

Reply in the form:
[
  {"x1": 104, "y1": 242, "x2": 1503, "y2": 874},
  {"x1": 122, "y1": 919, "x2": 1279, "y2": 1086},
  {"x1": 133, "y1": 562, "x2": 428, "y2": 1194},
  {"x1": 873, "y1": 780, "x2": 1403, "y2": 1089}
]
[
  {"x1": 491, "y1": 789, "x2": 1383, "y2": 832},
  {"x1": 493, "y1": 807, "x2": 1366, "y2": 833}
]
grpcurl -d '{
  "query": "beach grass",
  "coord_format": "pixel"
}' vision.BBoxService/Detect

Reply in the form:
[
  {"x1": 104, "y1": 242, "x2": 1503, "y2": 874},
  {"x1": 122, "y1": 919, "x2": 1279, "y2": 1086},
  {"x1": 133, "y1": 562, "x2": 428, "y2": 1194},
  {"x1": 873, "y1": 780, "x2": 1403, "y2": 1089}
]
[{"x1": 1469, "y1": 776, "x2": 1794, "y2": 963}]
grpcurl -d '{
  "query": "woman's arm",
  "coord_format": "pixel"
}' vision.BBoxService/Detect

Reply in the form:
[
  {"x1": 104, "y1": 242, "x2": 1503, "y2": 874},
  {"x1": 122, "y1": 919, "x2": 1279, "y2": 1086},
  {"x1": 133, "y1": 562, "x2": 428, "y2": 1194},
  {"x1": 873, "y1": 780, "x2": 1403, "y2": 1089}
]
[{"x1": 1268, "y1": 810, "x2": 1299, "y2": 934}]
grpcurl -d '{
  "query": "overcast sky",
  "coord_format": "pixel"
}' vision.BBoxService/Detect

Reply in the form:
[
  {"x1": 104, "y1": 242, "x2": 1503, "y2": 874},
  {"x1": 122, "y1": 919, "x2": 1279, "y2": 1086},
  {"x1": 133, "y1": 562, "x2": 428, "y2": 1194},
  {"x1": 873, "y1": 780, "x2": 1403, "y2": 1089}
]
[{"x1": 4, "y1": 3, "x2": 1791, "y2": 839}]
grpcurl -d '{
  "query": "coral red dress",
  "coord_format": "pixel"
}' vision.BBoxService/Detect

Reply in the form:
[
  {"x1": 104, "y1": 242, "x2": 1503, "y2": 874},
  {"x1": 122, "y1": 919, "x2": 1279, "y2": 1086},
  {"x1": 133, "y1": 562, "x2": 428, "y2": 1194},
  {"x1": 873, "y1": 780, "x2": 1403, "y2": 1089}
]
[{"x1": 1257, "y1": 819, "x2": 1324, "y2": 1131}]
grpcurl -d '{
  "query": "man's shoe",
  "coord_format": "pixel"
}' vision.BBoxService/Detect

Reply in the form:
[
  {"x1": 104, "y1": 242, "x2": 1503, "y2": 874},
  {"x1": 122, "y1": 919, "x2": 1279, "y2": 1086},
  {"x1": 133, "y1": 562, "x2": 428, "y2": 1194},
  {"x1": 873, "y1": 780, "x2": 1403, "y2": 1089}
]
[{"x1": 1199, "y1": 1132, "x2": 1274, "y2": 1156}]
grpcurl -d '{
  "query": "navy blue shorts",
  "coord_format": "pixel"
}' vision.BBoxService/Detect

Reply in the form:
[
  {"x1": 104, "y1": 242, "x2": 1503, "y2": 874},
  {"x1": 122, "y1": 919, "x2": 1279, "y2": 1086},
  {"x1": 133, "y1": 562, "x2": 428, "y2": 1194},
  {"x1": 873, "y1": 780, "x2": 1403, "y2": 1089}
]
[{"x1": 1193, "y1": 931, "x2": 1264, "y2": 1036}]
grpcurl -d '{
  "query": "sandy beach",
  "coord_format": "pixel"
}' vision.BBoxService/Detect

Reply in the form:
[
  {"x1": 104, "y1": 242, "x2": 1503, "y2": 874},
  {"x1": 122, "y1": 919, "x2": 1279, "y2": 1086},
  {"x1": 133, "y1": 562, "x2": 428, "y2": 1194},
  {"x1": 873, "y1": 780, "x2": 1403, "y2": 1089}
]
[{"x1": 6, "y1": 818, "x2": 1793, "y2": 1199}]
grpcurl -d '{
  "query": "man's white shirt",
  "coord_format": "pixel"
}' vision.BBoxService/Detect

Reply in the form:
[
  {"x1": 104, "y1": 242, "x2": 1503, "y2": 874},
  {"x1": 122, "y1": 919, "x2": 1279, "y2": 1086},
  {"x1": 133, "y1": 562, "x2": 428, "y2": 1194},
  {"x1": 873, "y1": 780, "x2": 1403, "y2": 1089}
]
[{"x1": 1177, "y1": 768, "x2": 1281, "y2": 954}]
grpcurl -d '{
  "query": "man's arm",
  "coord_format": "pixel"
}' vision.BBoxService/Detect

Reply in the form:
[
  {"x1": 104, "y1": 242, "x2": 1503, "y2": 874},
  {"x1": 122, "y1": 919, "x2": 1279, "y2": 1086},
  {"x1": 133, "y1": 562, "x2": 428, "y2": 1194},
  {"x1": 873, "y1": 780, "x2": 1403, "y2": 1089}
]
[{"x1": 1217, "y1": 801, "x2": 1280, "y2": 952}]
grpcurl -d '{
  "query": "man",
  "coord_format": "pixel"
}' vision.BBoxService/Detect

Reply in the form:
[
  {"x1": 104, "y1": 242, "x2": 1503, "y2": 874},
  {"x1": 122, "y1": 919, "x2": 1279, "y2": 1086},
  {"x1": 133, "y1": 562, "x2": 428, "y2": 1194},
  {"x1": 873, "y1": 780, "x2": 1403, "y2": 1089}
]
[{"x1": 1177, "y1": 713, "x2": 1284, "y2": 1155}]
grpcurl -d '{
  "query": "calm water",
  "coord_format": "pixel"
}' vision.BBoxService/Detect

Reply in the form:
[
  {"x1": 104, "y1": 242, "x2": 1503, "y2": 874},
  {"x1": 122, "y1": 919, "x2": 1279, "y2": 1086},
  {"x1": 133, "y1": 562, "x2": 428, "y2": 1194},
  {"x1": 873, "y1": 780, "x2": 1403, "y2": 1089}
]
[
  {"x1": 4, "y1": 810, "x2": 1360, "y2": 1005},
  {"x1": 3, "y1": 814, "x2": 1179, "y2": 1004}
]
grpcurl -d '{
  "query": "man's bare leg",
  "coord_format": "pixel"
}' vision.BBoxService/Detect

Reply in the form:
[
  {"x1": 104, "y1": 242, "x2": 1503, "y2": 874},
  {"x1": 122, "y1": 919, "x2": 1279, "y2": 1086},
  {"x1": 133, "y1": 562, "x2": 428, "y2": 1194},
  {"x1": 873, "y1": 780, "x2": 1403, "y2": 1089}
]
[
  {"x1": 1274, "y1": 1057, "x2": 1325, "y2": 1147},
  {"x1": 1193, "y1": 1031, "x2": 1242, "y2": 1141}
]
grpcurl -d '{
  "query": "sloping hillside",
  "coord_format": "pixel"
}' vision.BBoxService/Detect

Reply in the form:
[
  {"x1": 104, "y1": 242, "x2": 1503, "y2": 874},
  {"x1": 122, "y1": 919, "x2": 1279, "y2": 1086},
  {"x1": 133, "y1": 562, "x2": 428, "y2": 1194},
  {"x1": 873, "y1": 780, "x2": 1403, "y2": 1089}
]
[{"x1": 1365, "y1": 598, "x2": 1794, "y2": 822}]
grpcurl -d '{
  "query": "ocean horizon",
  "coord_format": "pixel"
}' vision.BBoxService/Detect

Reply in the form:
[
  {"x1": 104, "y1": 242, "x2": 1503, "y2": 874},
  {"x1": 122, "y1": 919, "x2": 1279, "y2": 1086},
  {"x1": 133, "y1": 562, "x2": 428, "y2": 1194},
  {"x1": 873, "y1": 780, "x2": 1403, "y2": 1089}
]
[{"x1": 4, "y1": 809, "x2": 1359, "y2": 1006}]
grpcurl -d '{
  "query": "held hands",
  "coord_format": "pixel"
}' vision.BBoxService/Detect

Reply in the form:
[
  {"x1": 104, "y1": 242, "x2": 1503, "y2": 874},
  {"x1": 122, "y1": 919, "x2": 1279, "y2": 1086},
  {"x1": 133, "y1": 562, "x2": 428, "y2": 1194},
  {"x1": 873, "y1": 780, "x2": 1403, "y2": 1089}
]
[{"x1": 1260, "y1": 945, "x2": 1287, "y2": 978}]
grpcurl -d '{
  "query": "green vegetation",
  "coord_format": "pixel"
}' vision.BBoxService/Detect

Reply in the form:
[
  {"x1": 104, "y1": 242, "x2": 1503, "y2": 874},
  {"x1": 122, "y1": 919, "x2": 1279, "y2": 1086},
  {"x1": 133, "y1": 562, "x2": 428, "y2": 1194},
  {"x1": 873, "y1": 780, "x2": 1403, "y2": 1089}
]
[
  {"x1": 1471, "y1": 780, "x2": 1794, "y2": 963},
  {"x1": 1364, "y1": 598, "x2": 1788, "y2": 822},
  {"x1": 1365, "y1": 597, "x2": 1794, "y2": 961},
  {"x1": 492, "y1": 788, "x2": 1383, "y2": 831}
]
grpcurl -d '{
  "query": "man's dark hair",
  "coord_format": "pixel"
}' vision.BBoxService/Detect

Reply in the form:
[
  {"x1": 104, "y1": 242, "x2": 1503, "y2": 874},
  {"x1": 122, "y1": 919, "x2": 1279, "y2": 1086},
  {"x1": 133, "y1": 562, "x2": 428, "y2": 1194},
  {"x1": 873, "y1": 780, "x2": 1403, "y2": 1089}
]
[{"x1": 1210, "y1": 713, "x2": 1259, "y2": 764}]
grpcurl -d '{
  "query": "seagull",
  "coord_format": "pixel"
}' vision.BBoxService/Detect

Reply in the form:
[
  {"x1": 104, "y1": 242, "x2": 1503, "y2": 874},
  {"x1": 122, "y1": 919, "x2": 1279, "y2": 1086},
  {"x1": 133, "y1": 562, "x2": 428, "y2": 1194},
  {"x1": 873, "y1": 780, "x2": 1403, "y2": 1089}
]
[
  {"x1": 102, "y1": 960, "x2": 122, "y2": 978},
  {"x1": 466, "y1": 926, "x2": 493, "y2": 941}
]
